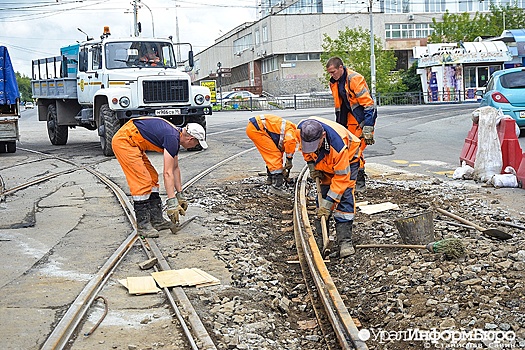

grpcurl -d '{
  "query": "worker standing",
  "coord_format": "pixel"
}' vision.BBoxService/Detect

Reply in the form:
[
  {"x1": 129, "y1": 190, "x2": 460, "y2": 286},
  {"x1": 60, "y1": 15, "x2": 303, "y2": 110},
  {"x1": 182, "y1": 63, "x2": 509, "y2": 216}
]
[
  {"x1": 297, "y1": 117, "x2": 361, "y2": 257},
  {"x1": 326, "y1": 56, "x2": 377, "y2": 191},
  {"x1": 246, "y1": 114, "x2": 299, "y2": 188},
  {"x1": 112, "y1": 117, "x2": 208, "y2": 237}
]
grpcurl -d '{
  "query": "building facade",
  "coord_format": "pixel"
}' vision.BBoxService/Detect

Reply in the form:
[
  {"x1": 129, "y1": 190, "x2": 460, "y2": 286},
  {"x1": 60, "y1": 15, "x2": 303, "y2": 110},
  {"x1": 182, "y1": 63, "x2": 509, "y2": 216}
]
[{"x1": 192, "y1": 0, "x2": 524, "y2": 96}]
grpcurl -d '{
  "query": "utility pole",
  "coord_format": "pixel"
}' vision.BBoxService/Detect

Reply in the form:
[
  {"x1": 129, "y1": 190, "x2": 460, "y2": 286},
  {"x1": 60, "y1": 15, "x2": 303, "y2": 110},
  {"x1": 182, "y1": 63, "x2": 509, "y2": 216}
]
[
  {"x1": 369, "y1": 0, "x2": 376, "y2": 101},
  {"x1": 133, "y1": 0, "x2": 139, "y2": 37}
]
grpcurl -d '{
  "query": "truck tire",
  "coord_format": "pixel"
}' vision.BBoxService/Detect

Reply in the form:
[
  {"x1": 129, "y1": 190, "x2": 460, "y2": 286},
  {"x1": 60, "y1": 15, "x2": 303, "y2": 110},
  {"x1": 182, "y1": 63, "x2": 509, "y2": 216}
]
[
  {"x1": 6, "y1": 141, "x2": 16, "y2": 153},
  {"x1": 99, "y1": 104, "x2": 119, "y2": 157},
  {"x1": 186, "y1": 115, "x2": 207, "y2": 151},
  {"x1": 47, "y1": 104, "x2": 68, "y2": 145}
]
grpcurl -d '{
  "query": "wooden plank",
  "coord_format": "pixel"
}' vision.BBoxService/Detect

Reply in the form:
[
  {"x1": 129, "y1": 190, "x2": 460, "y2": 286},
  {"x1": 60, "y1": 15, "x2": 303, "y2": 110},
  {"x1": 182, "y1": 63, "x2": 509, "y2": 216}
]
[
  {"x1": 359, "y1": 201, "x2": 399, "y2": 215},
  {"x1": 126, "y1": 276, "x2": 160, "y2": 295}
]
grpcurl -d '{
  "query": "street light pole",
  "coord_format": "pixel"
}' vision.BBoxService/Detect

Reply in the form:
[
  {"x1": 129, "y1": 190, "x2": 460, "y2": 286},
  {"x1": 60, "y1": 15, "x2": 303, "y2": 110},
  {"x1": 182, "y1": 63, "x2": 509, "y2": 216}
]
[
  {"x1": 139, "y1": 0, "x2": 155, "y2": 37},
  {"x1": 369, "y1": 0, "x2": 376, "y2": 102},
  {"x1": 217, "y1": 62, "x2": 223, "y2": 109}
]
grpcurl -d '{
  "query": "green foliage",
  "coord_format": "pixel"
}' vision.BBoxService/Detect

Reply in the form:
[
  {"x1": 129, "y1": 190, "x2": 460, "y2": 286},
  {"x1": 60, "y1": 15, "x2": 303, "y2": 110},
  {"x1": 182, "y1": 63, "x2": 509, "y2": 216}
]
[
  {"x1": 429, "y1": 5, "x2": 525, "y2": 43},
  {"x1": 15, "y1": 72, "x2": 32, "y2": 102},
  {"x1": 400, "y1": 61, "x2": 422, "y2": 92},
  {"x1": 321, "y1": 26, "x2": 406, "y2": 93}
]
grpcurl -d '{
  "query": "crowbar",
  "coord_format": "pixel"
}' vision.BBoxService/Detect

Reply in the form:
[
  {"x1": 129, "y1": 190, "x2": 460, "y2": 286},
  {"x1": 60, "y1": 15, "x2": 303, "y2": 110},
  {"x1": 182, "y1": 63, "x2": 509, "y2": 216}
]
[
  {"x1": 170, "y1": 215, "x2": 200, "y2": 234},
  {"x1": 315, "y1": 178, "x2": 330, "y2": 257}
]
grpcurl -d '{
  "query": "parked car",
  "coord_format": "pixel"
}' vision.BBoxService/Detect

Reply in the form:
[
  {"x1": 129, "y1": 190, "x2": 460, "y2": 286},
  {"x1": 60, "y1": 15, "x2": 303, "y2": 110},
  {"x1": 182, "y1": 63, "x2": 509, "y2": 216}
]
[
  {"x1": 222, "y1": 91, "x2": 259, "y2": 105},
  {"x1": 477, "y1": 67, "x2": 525, "y2": 135},
  {"x1": 25, "y1": 102, "x2": 34, "y2": 109}
]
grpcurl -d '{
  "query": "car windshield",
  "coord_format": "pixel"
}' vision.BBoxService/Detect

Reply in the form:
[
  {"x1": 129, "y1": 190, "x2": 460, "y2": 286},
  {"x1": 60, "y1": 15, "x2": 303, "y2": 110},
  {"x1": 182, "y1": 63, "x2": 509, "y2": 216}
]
[
  {"x1": 105, "y1": 41, "x2": 177, "y2": 69},
  {"x1": 500, "y1": 70, "x2": 525, "y2": 89}
]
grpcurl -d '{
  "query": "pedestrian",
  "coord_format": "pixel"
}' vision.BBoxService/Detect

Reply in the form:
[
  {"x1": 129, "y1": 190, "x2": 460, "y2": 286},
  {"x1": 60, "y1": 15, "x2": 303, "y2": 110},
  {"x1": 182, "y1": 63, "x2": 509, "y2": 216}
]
[
  {"x1": 297, "y1": 117, "x2": 361, "y2": 257},
  {"x1": 326, "y1": 56, "x2": 377, "y2": 191},
  {"x1": 112, "y1": 117, "x2": 208, "y2": 238},
  {"x1": 246, "y1": 114, "x2": 299, "y2": 188}
]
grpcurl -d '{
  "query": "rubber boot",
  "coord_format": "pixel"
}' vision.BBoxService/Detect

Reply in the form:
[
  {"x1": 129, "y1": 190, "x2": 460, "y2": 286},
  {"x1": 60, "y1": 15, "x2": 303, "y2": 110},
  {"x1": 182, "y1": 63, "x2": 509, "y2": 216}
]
[
  {"x1": 265, "y1": 167, "x2": 273, "y2": 185},
  {"x1": 356, "y1": 168, "x2": 366, "y2": 192},
  {"x1": 335, "y1": 221, "x2": 355, "y2": 257},
  {"x1": 134, "y1": 200, "x2": 159, "y2": 238},
  {"x1": 272, "y1": 173, "x2": 285, "y2": 188},
  {"x1": 148, "y1": 193, "x2": 173, "y2": 231}
]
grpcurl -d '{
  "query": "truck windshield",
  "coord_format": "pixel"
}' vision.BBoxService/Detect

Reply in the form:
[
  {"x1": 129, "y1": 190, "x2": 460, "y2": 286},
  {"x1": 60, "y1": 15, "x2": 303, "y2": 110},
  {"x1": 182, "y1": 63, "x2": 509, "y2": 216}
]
[{"x1": 105, "y1": 41, "x2": 177, "y2": 69}]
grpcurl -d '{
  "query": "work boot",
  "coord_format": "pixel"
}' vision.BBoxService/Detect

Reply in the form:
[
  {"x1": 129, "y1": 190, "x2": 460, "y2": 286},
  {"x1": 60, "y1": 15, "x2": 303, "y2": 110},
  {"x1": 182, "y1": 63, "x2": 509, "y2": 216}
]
[
  {"x1": 335, "y1": 221, "x2": 355, "y2": 257},
  {"x1": 134, "y1": 200, "x2": 159, "y2": 238},
  {"x1": 356, "y1": 168, "x2": 366, "y2": 192},
  {"x1": 148, "y1": 192, "x2": 173, "y2": 231},
  {"x1": 265, "y1": 167, "x2": 273, "y2": 185},
  {"x1": 272, "y1": 173, "x2": 285, "y2": 188}
]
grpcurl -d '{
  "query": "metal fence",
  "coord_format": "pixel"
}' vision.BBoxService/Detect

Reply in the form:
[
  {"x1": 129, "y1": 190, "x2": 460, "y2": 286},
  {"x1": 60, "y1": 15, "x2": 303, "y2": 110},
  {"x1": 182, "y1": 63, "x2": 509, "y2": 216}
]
[{"x1": 214, "y1": 91, "x2": 474, "y2": 112}]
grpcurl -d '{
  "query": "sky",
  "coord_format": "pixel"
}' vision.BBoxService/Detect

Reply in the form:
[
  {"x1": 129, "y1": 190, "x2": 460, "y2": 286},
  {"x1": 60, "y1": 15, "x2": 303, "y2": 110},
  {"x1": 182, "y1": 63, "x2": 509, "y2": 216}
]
[{"x1": 0, "y1": 0, "x2": 258, "y2": 77}]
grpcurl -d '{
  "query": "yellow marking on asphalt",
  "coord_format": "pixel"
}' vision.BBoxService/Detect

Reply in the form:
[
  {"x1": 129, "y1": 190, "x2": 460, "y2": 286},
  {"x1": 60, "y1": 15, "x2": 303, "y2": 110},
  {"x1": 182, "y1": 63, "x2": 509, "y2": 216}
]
[
  {"x1": 434, "y1": 170, "x2": 455, "y2": 175},
  {"x1": 408, "y1": 163, "x2": 421, "y2": 167},
  {"x1": 392, "y1": 160, "x2": 409, "y2": 164}
]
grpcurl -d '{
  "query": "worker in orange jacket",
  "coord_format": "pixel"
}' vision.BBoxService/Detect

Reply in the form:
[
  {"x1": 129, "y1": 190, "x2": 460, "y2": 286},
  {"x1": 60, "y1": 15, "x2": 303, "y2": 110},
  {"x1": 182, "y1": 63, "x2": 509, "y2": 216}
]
[
  {"x1": 297, "y1": 117, "x2": 361, "y2": 257},
  {"x1": 112, "y1": 117, "x2": 208, "y2": 238},
  {"x1": 246, "y1": 114, "x2": 299, "y2": 188},
  {"x1": 326, "y1": 56, "x2": 377, "y2": 191}
]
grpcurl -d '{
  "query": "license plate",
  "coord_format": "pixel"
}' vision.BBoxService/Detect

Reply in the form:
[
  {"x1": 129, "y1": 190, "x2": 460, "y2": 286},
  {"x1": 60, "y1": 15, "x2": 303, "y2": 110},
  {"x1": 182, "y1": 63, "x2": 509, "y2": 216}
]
[
  {"x1": 520, "y1": 111, "x2": 525, "y2": 119},
  {"x1": 155, "y1": 109, "x2": 181, "y2": 116}
]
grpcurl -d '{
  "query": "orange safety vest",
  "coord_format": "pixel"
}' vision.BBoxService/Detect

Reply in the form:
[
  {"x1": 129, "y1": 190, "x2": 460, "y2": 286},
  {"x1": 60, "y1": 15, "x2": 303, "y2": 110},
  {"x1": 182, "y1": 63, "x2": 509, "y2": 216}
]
[
  {"x1": 298, "y1": 117, "x2": 361, "y2": 202},
  {"x1": 248, "y1": 114, "x2": 298, "y2": 158}
]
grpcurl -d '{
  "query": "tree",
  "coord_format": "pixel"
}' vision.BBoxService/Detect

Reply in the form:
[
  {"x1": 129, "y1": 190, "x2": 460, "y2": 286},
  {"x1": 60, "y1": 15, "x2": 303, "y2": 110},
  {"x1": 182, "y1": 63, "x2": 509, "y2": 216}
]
[
  {"x1": 321, "y1": 26, "x2": 406, "y2": 93},
  {"x1": 429, "y1": 5, "x2": 525, "y2": 43},
  {"x1": 16, "y1": 72, "x2": 32, "y2": 102},
  {"x1": 400, "y1": 61, "x2": 422, "y2": 92}
]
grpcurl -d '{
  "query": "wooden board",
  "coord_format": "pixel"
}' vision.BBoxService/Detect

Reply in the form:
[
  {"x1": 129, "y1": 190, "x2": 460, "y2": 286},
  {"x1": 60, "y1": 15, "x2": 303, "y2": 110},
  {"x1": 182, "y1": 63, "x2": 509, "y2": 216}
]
[
  {"x1": 359, "y1": 202, "x2": 399, "y2": 215},
  {"x1": 126, "y1": 276, "x2": 160, "y2": 295},
  {"x1": 152, "y1": 268, "x2": 220, "y2": 288}
]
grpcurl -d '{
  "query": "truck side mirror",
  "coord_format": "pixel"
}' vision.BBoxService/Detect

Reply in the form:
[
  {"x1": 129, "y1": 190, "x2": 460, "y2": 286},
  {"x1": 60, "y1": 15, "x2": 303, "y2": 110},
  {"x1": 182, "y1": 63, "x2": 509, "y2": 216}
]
[
  {"x1": 188, "y1": 50, "x2": 194, "y2": 68},
  {"x1": 79, "y1": 51, "x2": 88, "y2": 72}
]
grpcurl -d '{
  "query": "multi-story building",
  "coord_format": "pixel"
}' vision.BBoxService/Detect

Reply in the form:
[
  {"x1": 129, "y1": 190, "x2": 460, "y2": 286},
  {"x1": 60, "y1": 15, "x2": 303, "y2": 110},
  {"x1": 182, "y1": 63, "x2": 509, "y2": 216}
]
[{"x1": 192, "y1": 0, "x2": 523, "y2": 96}]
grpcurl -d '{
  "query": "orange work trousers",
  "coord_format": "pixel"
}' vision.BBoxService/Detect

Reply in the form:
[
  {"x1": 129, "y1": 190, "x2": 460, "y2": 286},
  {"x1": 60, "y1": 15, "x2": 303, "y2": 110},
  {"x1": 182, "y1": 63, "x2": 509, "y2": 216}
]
[
  {"x1": 112, "y1": 122, "x2": 160, "y2": 201},
  {"x1": 246, "y1": 122, "x2": 284, "y2": 173}
]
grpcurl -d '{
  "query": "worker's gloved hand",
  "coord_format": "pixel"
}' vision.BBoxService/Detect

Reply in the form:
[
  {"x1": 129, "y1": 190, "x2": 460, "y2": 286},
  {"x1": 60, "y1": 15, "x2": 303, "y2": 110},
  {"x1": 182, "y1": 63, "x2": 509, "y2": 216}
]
[
  {"x1": 308, "y1": 162, "x2": 323, "y2": 180},
  {"x1": 166, "y1": 197, "x2": 185, "y2": 224},
  {"x1": 317, "y1": 199, "x2": 333, "y2": 219},
  {"x1": 362, "y1": 126, "x2": 375, "y2": 145},
  {"x1": 176, "y1": 192, "x2": 188, "y2": 211}
]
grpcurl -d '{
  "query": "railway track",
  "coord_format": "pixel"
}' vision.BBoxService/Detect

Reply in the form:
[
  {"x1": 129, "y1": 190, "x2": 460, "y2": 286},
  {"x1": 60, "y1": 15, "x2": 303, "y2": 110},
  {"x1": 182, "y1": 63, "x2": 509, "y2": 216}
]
[{"x1": 0, "y1": 143, "x2": 369, "y2": 349}]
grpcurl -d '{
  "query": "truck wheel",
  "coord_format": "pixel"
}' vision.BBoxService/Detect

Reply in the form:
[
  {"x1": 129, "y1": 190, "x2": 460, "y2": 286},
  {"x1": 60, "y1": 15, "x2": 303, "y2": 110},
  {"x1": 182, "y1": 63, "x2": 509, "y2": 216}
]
[
  {"x1": 47, "y1": 104, "x2": 68, "y2": 145},
  {"x1": 6, "y1": 142, "x2": 16, "y2": 153},
  {"x1": 99, "y1": 104, "x2": 119, "y2": 157},
  {"x1": 186, "y1": 116, "x2": 207, "y2": 151},
  {"x1": 0, "y1": 142, "x2": 6, "y2": 153}
]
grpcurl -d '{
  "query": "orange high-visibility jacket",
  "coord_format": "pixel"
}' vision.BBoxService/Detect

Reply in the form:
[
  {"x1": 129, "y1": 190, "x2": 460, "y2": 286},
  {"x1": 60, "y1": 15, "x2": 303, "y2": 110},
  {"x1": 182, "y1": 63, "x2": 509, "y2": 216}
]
[
  {"x1": 248, "y1": 114, "x2": 298, "y2": 158},
  {"x1": 298, "y1": 117, "x2": 361, "y2": 203},
  {"x1": 329, "y1": 67, "x2": 377, "y2": 131}
]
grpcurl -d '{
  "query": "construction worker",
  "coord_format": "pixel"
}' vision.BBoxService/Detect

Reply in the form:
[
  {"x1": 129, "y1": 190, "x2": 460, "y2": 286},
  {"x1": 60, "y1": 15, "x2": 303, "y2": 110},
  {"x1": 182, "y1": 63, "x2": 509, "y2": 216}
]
[
  {"x1": 297, "y1": 117, "x2": 361, "y2": 257},
  {"x1": 326, "y1": 56, "x2": 377, "y2": 191},
  {"x1": 112, "y1": 117, "x2": 208, "y2": 238},
  {"x1": 246, "y1": 114, "x2": 299, "y2": 188}
]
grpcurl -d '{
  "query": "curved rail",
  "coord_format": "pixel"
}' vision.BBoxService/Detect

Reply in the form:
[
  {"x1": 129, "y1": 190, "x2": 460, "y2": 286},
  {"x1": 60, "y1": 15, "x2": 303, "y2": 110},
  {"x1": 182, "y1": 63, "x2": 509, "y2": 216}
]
[{"x1": 293, "y1": 166, "x2": 368, "y2": 350}]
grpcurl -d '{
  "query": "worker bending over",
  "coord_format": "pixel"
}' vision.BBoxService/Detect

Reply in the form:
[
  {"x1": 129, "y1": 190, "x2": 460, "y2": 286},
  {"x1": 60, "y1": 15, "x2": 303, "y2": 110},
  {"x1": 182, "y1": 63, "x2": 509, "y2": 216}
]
[
  {"x1": 246, "y1": 114, "x2": 298, "y2": 188},
  {"x1": 112, "y1": 117, "x2": 208, "y2": 237},
  {"x1": 326, "y1": 56, "x2": 377, "y2": 191},
  {"x1": 297, "y1": 117, "x2": 361, "y2": 257}
]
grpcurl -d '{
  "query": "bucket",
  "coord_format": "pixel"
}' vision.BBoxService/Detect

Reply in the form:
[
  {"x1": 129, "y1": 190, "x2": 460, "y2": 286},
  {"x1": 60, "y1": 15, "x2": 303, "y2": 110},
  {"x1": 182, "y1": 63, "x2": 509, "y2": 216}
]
[{"x1": 394, "y1": 211, "x2": 434, "y2": 245}]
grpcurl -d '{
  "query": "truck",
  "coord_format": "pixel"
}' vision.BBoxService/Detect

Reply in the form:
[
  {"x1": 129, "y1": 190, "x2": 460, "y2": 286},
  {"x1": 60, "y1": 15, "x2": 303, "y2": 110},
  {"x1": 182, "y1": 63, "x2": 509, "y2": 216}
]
[
  {"x1": 0, "y1": 46, "x2": 20, "y2": 154},
  {"x1": 31, "y1": 26, "x2": 212, "y2": 156}
]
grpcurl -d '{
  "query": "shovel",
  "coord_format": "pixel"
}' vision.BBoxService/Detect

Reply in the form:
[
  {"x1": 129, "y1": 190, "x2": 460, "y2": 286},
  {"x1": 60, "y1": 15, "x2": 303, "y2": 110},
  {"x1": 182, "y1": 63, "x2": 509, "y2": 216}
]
[
  {"x1": 435, "y1": 208, "x2": 512, "y2": 240},
  {"x1": 315, "y1": 178, "x2": 330, "y2": 256}
]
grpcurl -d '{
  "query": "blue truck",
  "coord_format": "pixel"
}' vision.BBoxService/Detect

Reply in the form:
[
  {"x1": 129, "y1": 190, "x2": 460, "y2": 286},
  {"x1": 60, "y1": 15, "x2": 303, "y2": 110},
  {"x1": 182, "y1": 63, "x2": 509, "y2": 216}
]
[{"x1": 0, "y1": 46, "x2": 20, "y2": 153}]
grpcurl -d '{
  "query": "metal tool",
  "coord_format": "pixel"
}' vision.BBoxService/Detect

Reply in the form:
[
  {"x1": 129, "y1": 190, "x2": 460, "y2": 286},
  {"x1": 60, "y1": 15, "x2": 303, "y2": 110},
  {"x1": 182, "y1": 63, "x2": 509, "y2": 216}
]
[
  {"x1": 435, "y1": 208, "x2": 512, "y2": 240},
  {"x1": 170, "y1": 215, "x2": 200, "y2": 234},
  {"x1": 315, "y1": 178, "x2": 330, "y2": 256}
]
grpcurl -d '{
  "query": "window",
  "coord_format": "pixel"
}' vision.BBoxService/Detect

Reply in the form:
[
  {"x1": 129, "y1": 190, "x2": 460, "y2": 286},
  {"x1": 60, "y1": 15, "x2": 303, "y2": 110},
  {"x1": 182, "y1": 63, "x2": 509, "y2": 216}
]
[
  {"x1": 385, "y1": 23, "x2": 433, "y2": 39},
  {"x1": 255, "y1": 29, "x2": 260, "y2": 46},
  {"x1": 500, "y1": 71, "x2": 525, "y2": 89},
  {"x1": 92, "y1": 45, "x2": 102, "y2": 70},
  {"x1": 233, "y1": 34, "x2": 253, "y2": 55},
  {"x1": 284, "y1": 53, "x2": 321, "y2": 61},
  {"x1": 262, "y1": 25, "x2": 268, "y2": 43},
  {"x1": 261, "y1": 56, "x2": 278, "y2": 74}
]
